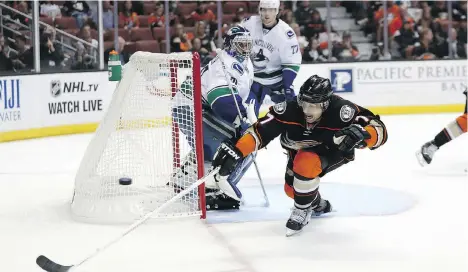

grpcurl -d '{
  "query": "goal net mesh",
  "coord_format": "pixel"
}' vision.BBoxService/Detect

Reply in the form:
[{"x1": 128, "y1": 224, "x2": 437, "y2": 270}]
[{"x1": 71, "y1": 52, "x2": 203, "y2": 224}]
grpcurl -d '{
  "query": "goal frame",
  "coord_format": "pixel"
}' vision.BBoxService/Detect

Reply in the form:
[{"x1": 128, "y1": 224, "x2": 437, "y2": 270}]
[
  {"x1": 175, "y1": 52, "x2": 206, "y2": 219},
  {"x1": 71, "y1": 52, "x2": 207, "y2": 223}
]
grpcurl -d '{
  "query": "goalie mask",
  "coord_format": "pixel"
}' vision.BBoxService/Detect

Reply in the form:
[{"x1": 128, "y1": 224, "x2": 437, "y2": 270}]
[
  {"x1": 259, "y1": 0, "x2": 280, "y2": 27},
  {"x1": 297, "y1": 75, "x2": 333, "y2": 123},
  {"x1": 223, "y1": 26, "x2": 253, "y2": 62}
]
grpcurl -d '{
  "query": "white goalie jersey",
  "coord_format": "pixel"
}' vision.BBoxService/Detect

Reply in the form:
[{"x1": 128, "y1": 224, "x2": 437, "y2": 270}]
[
  {"x1": 241, "y1": 15, "x2": 301, "y2": 86},
  {"x1": 201, "y1": 50, "x2": 254, "y2": 108}
]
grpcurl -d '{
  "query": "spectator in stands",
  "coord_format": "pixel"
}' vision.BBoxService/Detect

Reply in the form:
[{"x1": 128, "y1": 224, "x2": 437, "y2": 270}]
[
  {"x1": 394, "y1": 19, "x2": 420, "y2": 57},
  {"x1": 148, "y1": 4, "x2": 165, "y2": 28},
  {"x1": 304, "y1": 9, "x2": 327, "y2": 39},
  {"x1": 416, "y1": 6, "x2": 437, "y2": 34},
  {"x1": 332, "y1": 31, "x2": 360, "y2": 61},
  {"x1": 375, "y1": 1, "x2": 403, "y2": 43},
  {"x1": 72, "y1": 24, "x2": 98, "y2": 70},
  {"x1": 40, "y1": 1, "x2": 61, "y2": 18},
  {"x1": 39, "y1": 27, "x2": 64, "y2": 70},
  {"x1": 130, "y1": 1, "x2": 144, "y2": 16},
  {"x1": 431, "y1": 1, "x2": 448, "y2": 20},
  {"x1": 0, "y1": 35, "x2": 14, "y2": 72},
  {"x1": 104, "y1": 36, "x2": 129, "y2": 65},
  {"x1": 280, "y1": 9, "x2": 294, "y2": 25},
  {"x1": 186, "y1": 1, "x2": 216, "y2": 35},
  {"x1": 119, "y1": 0, "x2": 139, "y2": 30},
  {"x1": 234, "y1": 7, "x2": 246, "y2": 23},
  {"x1": 10, "y1": 35, "x2": 33, "y2": 71},
  {"x1": 294, "y1": 1, "x2": 314, "y2": 32},
  {"x1": 102, "y1": 1, "x2": 114, "y2": 31},
  {"x1": 3, "y1": 1, "x2": 31, "y2": 42},
  {"x1": 171, "y1": 24, "x2": 193, "y2": 52},
  {"x1": 454, "y1": 1, "x2": 467, "y2": 19},
  {"x1": 438, "y1": 27, "x2": 467, "y2": 59},
  {"x1": 359, "y1": 1, "x2": 382, "y2": 40},
  {"x1": 194, "y1": 21, "x2": 215, "y2": 54},
  {"x1": 12, "y1": 1, "x2": 30, "y2": 25},
  {"x1": 407, "y1": 28, "x2": 439, "y2": 60},
  {"x1": 290, "y1": 23, "x2": 308, "y2": 54},
  {"x1": 192, "y1": 37, "x2": 212, "y2": 65},
  {"x1": 213, "y1": 23, "x2": 229, "y2": 47},
  {"x1": 457, "y1": 15, "x2": 467, "y2": 46},
  {"x1": 62, "y1": 0, "x2": 90, "y2": 29},
  {"x1": 302, "y1": 37, "x2": 327, "y2": 63}
]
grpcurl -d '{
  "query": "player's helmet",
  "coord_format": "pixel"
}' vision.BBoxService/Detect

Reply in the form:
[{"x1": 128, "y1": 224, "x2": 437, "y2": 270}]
[
  {"x1": 259, "y1": 0, "x2": 280, "y2": 14},
  {"x1": 297, "y1": 75, "x2": 333, "y2": 123},
  {"x1": 298, "y1": 75, "x2": 333, "y2": 103},
  {"x1": 223, "y1": 26, "x2": 253, "y2": 61},
  {"x1": 259, "y1": 0, "x2": 280, "y2": 26}
]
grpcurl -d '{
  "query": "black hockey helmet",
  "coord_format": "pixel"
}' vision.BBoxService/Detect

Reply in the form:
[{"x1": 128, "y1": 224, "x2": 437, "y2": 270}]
[{"x1": 298, "y1": 75, "x2": 333, "y2": 104}]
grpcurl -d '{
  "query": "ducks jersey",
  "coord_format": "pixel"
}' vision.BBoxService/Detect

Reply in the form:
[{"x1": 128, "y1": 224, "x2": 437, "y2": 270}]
[
  {"x1": 240, "y1": 95, "x2": 388, "y2": 154},
  {"x1": 241, "y1": 16, "x2": 301, "y2": 87}
]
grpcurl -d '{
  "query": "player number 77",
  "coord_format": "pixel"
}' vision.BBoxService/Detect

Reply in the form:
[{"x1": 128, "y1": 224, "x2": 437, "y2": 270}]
[{"x1": 291, "y1": 45, "x2": 299, "y2": 54}]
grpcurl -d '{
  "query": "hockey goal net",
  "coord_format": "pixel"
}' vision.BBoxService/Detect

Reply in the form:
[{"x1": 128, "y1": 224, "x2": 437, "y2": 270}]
[{"x1": 71, "y1": 52, "x2": 205, "y2": 224}]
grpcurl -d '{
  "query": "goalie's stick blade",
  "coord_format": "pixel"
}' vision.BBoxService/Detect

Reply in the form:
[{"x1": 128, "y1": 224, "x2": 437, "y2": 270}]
[{"x1": 36, "y1": 255, "x2": 73, "y2": 272}]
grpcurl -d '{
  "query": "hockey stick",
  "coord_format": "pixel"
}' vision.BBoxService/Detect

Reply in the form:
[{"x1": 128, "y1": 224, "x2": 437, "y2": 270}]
[
  {"x1": 36, "y1": 168, "x2": 220, "y2": 272},
  {"x1": 215, "y1": 49, "x2": 270, "y2": 207}
]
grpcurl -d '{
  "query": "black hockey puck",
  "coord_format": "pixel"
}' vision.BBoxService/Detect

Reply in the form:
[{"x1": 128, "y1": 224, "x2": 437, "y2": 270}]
[{"x1": 119, "y1": 177, "x2": 132, "y2": 185}]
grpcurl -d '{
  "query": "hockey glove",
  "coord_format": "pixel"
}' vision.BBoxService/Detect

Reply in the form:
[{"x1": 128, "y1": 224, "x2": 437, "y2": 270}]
[
  {"x1": 211, "y1": 141, "x2": 244, "y2": 200},
  {"x1": 333, "y1": 124, "x2": 371, "y2": 152},
  {"x1": 212, "y1": 141, "x2": 243, "y2": 177},
  {"x1": 233, "y1": 116, "x2": 252, "y2": 135},
  {"x1": 283, "y1": 87, "x2": 296, "y2": 102}
]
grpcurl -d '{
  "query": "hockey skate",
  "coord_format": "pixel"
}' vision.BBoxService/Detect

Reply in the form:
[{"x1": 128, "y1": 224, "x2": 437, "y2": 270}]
[
  {"x1": 416, "y1": 140, "x2": 438, "y2": 166},
  {"x1": 286, "y1": 199, "x2": 333, "y2": 237}
]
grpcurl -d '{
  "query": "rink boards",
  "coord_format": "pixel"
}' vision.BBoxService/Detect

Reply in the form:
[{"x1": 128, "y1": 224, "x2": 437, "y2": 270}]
[{"x1": 0, "y1": 59, "x2": 466, "y2": 142}]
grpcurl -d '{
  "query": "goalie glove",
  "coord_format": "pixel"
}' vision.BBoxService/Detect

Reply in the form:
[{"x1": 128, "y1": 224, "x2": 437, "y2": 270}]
[
  {"x1": 333, "y1": 124, "x2": 371, "y2": 152},
  {"x1": 211, "y1": 141, "x2": 244, "y2": 200},
  {"x1": 270, "y1": 86, "x2": 296, "y2": 103},
  {"x1": 233, "y1": 116, "x2": 251, "y2": 135}
]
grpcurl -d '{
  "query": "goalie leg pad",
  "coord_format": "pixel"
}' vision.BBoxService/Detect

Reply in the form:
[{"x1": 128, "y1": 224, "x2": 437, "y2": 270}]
[
  {"x1": 228, "y1": 153, "x2": 255, "y2": 186},
  {"x1": 215, "y1": 174, "x2": 243, "y2": 201},
  {"x1": 202, "y1": 109, "x2": 237, "y2": 162}
]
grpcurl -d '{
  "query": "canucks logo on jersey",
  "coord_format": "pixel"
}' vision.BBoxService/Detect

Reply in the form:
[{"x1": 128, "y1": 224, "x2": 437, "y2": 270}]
[
  {"x1": 231, "y1": 63, "x2": 244, "y2": 75},
  {"x1": 253, "y1": 49, "x2": 269, "y2": 70}
]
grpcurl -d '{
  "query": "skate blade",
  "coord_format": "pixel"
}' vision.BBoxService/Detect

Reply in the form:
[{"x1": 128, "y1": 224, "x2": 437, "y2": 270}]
[
  {"x1": 285, "y1": 228, "x2": 302, "y2": 237},
  {"x1": 415, "y1": 150, "x2": 429, "y2": 167}
]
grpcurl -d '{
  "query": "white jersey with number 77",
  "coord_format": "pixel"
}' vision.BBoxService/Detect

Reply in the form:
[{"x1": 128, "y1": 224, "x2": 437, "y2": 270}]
[{"x1": 240, "y1": 15, "x2": 302, "y2": 86}]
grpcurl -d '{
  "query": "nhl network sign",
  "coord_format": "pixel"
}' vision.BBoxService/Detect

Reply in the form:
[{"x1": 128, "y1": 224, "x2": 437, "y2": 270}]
[{"x1": 48, "y1": 80, "x2": 103, "y2": 114}]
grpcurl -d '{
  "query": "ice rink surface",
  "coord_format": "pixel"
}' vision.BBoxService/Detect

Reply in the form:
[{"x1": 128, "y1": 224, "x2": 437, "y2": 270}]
[{"x1": 1, "y1": 113, "x2": 467, "y2": 272}]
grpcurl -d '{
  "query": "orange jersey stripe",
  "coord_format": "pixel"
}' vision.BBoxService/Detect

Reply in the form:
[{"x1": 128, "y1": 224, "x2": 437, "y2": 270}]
[
  {"x1": 364, "y1": 125, "x2": 378, "y2": 148},
  {"x1": 456, "y1": 114, "x2": 467, "y2": 132},
  {"x1": 235, "y1": 133, "x2": 256, "y2": 157}
]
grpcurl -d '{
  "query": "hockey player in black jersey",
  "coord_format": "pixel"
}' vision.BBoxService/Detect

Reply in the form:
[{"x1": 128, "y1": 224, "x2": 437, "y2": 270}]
[{"x1": 208, "y1": 75, "x2": 388, "y2": 236}]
